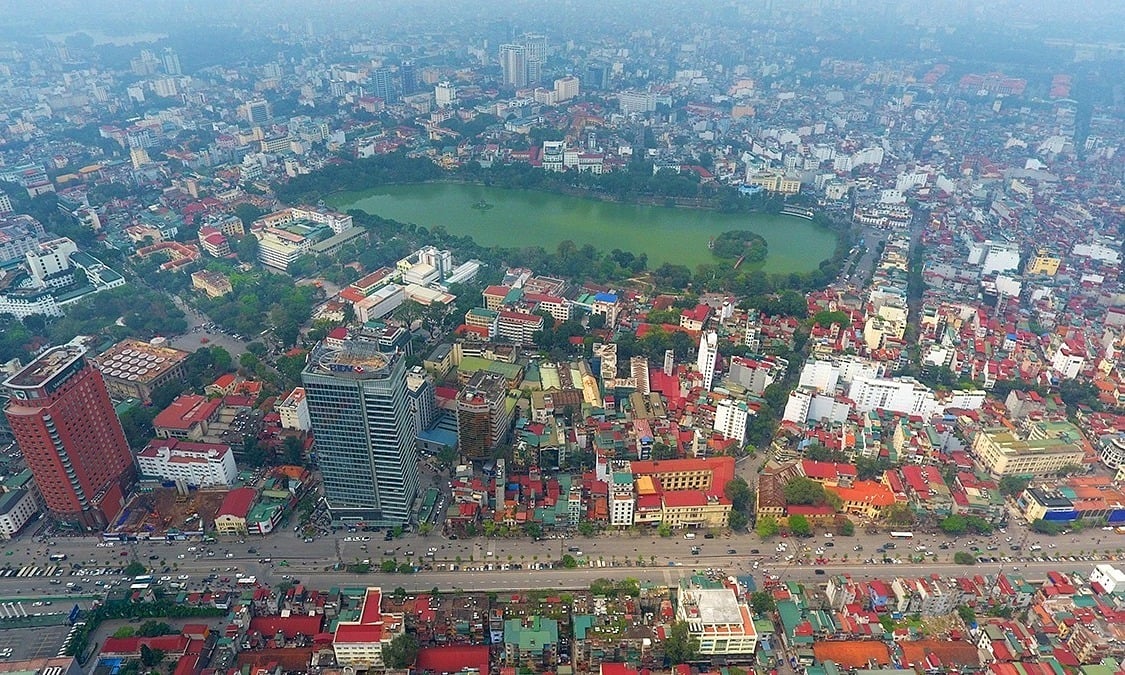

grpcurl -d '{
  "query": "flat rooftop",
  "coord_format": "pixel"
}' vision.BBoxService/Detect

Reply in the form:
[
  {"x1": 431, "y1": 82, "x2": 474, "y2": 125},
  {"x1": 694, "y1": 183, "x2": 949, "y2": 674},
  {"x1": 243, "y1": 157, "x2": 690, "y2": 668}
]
[
  {"x1": 3, "y1": 345, "x2": 85, "y2": 389},
  {"x1": 94, "y1": 339, "x2": 189, "y2": 385},
  {"x1": 307, "y1": 341, "x2": 395, "y2": 379}
]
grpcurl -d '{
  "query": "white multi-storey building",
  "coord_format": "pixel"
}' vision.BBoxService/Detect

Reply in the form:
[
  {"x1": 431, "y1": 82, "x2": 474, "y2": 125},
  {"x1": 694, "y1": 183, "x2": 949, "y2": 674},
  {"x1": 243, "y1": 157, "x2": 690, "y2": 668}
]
[
  {"x1": 1090, "y1": 564, "x2": 1125, "y2": 594},
  {"x1": 256, "y1": 227, "x2": 315, "y2": 270},
  {"x1": 847, "y1": 376, "x2": 937, "y2": 417},
  {"x1": 0, "y1": 489, "x2": 38, "y2": 539},
  {"x1": 277, "y1": 387, "x2": 311, "y2": 431},
  {"x1": 798, "y1": 359, "x2": 840, "y2": 393},
  {"x1": 697, "y1": 331, "x2": 718, "y2": 391},
  {"x1": 676, "y1": 578, "x2": 758, "y2": 656},
  {"x1": 713, "y1": 399, "x2": 750, "y2": 444},
  {"x1": 610, "y1": 472, "x2": 635, "y2": 527},
  {"x1": 136, "y1": 439, "x2": 238, "y2": 487}
]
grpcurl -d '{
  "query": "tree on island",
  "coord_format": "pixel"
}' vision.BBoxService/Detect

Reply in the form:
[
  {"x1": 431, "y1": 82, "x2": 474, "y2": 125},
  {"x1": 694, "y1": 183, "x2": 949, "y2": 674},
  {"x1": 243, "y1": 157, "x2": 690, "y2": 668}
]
[{"x1": 711, "y1": 230, "x2": 768, "y2": 263}]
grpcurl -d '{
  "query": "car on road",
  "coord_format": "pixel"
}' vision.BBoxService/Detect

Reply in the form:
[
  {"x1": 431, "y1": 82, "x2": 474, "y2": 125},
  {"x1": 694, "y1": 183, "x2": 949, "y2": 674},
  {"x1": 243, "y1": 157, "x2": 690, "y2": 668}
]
[
  {"x1": 815, "y1": 569, "x2": 826, "y2": 575},
  {"x1": 727, "y1": 549, "x2": 737, "y2": 554}
]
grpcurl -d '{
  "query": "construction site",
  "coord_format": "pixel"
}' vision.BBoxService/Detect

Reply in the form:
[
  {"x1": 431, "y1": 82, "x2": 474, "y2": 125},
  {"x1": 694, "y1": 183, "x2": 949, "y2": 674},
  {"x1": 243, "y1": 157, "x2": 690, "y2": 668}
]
[{"x1": 103, "y1": 485, "x2": 229, "y2": 540}]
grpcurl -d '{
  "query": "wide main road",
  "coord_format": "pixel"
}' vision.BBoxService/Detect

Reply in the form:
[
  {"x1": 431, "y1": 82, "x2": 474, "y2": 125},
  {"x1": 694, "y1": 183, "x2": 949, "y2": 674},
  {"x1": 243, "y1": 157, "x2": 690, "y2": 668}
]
[{"x1": 0, "y1": 558, "x2": 1101, "y2": 598}]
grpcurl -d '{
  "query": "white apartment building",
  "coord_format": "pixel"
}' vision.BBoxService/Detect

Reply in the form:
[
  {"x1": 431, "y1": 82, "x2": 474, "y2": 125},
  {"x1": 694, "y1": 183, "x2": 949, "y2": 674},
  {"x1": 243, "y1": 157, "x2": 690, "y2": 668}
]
[
  {"x1": 713, "y1": 399, "x2": 750, "y2": 444},
  {"x1": 847, "y1": 376, "x2": 937, "y2": 417},
  {"x1": 783, "y1": 388, "x2": 852, "y2": 425},
  {"x1": 1050, "y1": 343, "x2": 1085, "y2": 380},
  {"x1": 697, "y1": 331, "x2": 718, "y2": 392},
  {"x1": 435, "y1": 82, "x2": 457, "y2": 107},
  {"x1": 798, "y1": 359, "x2": 841, "y2": 393},
  {"x1": 277, "y1": 387, "x2": 311, "y2": 431},
  {"x1": 676, "y1": 579, "x2": 757, "y2": 656},
  {"x1": 0, "y1": 489, "x2": 38, "y2": 539},
  {"x1": 26, "y1": 238, "x2": 79, "y2": 285},
  {"x1": 1090, "y1": 564, "x2": 1125, "y2": 594},
  {"x1": 610, "y1": 491, "x2": 635, "y2": 527},
  {"x1": 136, "y1": 440, "x2": 238, "y2": 487},
  {"x1": 256, "y1": 227, "x2": 314, "y2": 270}
]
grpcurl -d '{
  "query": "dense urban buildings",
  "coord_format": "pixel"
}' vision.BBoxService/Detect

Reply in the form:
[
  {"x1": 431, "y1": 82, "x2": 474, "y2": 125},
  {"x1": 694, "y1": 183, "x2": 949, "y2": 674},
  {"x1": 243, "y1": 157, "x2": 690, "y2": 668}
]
[
  {"x1": 2, "y1": 346, "x2": 134, "y2": 530},
  {"x1": 0, "y1": 2, "x2": 1122, "y2": 671}
]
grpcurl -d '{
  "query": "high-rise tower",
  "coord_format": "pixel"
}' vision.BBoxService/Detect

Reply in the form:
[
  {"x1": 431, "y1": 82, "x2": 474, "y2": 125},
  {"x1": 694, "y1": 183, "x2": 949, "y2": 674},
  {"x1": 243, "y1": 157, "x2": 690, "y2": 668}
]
[
  {"x1": 161, "y1": 47, "x2": 182, "y2": 76},
  {"x1": 499, "y1": 44, "x2": 528, "y2": 88},
  {"x1": 302, "y1": 340, "x2": 419, "y2": 526},
  {"x1": 3, "y1": 345, "x2": 135, "y2": 530},
  {"x1": 697, "y1": 331, "x2": 719, "y2": 391},
  {"x1": 456, "y1": 371, "x2": 513, "y2": 461},
  {"x1": 372, "y1": 68, "x2": 396, "y2": 103},
  {"x1": 521, "y1": 33, "x2": 546, "y2": 85},
  {"x1": 399, "y1": 60, "x2": 417, "y2": 96}
]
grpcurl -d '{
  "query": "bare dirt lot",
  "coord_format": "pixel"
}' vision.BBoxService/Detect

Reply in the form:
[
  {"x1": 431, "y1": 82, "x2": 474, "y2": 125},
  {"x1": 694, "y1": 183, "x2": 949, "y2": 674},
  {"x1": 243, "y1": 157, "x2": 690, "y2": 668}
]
[{"x1": 110, "y1": 488, "x2": 229, "y2": 535}]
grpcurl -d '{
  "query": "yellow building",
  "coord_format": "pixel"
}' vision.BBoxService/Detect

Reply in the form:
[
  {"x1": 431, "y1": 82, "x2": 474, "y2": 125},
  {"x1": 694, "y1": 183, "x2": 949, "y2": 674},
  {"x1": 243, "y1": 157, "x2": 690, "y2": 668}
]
[
  {"x1": 660, "y1": 491, "x2": 731, "y2": 528},
  {"x1": 630, "y1": 457, "x2": 733, "y2": 492},
  {"x1": 1025, "y1": 250, "x2": 1060, "y2": 276},
  {"x1": 748, "y1": 171, "x2": 801, "y2": 195},
  {"x1": 190, "y1": 270, "x2": 232, "y2": 298},
  {"x1": 972, "y1": 421, "x2": 1087, "y2": 477},
  {"x1": 213, "y1": 488, "x2": 254, "y2": 536}
]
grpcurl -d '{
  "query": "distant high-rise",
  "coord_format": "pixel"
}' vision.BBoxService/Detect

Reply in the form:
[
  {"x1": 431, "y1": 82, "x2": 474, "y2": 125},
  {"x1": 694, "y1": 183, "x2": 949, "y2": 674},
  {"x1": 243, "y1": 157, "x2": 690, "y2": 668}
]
[
  {"x1": 522, "y1": 33, "x2": 546, "y2": 86},
  {"x1": 161, "y1": 47, "x2": 182, "y2": 76},
  {"x1": 499, "y1": 44, "x2": 528, "y2": 88},
  {"x1": 372, "y1": 68, "x2": 396, "y2": 103},
  {"x1": 554, "y1": 75, "x2": 580, "y2": 103},
  {"x1": 242, "y1": 98, "x2": 270, "y2": 126},
  {"x1": 302, "y1": 340, "x2": 419, "y2": 526},
  {"x1": 585, "y1": 63, "x2": 609, "y2": 90},
  {"x1": 400, "y1": 61, "x2": 417, "y2": 96},
  {"x1": 3, "y1": 345, "x2": 135, "y2": 530},
  {"x1": 435, "y1": 81, "x2": 457, "y2": 108}
]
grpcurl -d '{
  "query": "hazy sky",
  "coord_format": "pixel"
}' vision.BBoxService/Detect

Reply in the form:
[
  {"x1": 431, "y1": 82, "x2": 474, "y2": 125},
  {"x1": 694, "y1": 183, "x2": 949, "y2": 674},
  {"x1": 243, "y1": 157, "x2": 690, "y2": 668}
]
[{"x1": 0, "y1": 0, "x2": 1121, "y2": 43}]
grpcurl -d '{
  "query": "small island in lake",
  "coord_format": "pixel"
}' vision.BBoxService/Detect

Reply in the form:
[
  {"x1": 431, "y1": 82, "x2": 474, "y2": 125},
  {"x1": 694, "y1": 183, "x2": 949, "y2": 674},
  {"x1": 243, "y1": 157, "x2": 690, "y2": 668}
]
[
  {"x1": 710, "y1": 230, "x2": 768, "y2": 268},
  {"x1": 471, "y1": 198, "x2": 494, "y2": 211}
]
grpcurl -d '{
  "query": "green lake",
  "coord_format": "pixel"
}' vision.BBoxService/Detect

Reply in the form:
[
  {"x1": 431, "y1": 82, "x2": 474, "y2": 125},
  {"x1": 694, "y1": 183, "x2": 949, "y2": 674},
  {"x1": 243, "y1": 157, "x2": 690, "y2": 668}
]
[{"x1": 329, "y1": 183, "x2": 836, "y2": 272}]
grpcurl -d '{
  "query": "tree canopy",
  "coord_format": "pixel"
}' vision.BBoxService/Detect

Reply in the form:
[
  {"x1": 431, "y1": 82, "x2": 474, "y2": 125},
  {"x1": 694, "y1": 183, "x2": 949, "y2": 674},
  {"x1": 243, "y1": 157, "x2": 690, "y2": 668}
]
[{"x1": 783, "y1": 477, "x2": 827, "y2": 505}]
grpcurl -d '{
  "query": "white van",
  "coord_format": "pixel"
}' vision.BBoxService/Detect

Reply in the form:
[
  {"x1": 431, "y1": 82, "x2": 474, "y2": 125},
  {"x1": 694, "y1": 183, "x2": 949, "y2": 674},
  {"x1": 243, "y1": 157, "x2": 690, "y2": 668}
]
[{"x1": 684, "y1": 533, "x2": 696, "y2": 540}]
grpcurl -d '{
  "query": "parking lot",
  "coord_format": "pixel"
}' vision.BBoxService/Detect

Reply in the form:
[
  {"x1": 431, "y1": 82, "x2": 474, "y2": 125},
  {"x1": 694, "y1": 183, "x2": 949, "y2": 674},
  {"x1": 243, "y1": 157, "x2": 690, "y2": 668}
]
[{"x1": 0, "y1": 622, "x2": 72, "y2": 661}]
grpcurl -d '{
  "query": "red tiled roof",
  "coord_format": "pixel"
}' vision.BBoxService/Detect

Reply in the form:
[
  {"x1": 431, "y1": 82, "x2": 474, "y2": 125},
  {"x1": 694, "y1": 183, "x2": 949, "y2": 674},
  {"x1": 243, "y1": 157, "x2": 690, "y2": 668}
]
[
  {"x1": 661, "y1": 490, "x2": 709, "y2": 508},
  {"x1": 216, "y1": 487, "x2": 256, "y2": 519},
  {"x1": 249, "y1": 615, "x2": 324, "y2": 639},
  {"x1": 334, "y1": 624, "x2": 384, "y2": 643},
  {"x1": 153, "y1": 395, "x2": 222, "y2": 430},
  {"x1": 359, "y1": 587, "x2": 383, "y2": 624},
  {"x1": 415, "y1": 646, "x2": 490, "y2": 674}
]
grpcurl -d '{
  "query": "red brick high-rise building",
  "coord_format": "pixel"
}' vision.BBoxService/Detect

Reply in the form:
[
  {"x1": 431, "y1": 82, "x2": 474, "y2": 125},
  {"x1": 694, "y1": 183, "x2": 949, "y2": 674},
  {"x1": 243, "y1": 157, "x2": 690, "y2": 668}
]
[{"x1": 3, "y1": 345, "x2": 135, "y2": 530}]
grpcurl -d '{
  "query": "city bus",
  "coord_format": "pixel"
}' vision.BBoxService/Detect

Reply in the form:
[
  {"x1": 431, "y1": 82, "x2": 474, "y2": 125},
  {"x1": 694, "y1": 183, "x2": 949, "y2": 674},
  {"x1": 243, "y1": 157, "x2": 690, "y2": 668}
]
[
  {"x1": 889, "y1": 531, "x2": 914, "y2": 539},
  {"x1": 132, "y1": 575, "x2": 153, "y2": 584}
]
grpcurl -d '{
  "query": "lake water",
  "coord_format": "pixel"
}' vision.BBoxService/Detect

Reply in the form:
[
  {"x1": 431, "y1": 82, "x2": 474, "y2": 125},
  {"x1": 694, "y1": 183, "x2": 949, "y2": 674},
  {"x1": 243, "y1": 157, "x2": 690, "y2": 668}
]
[{"x1": 330, "y1": 183, "x2": 836, "y2": 272}]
